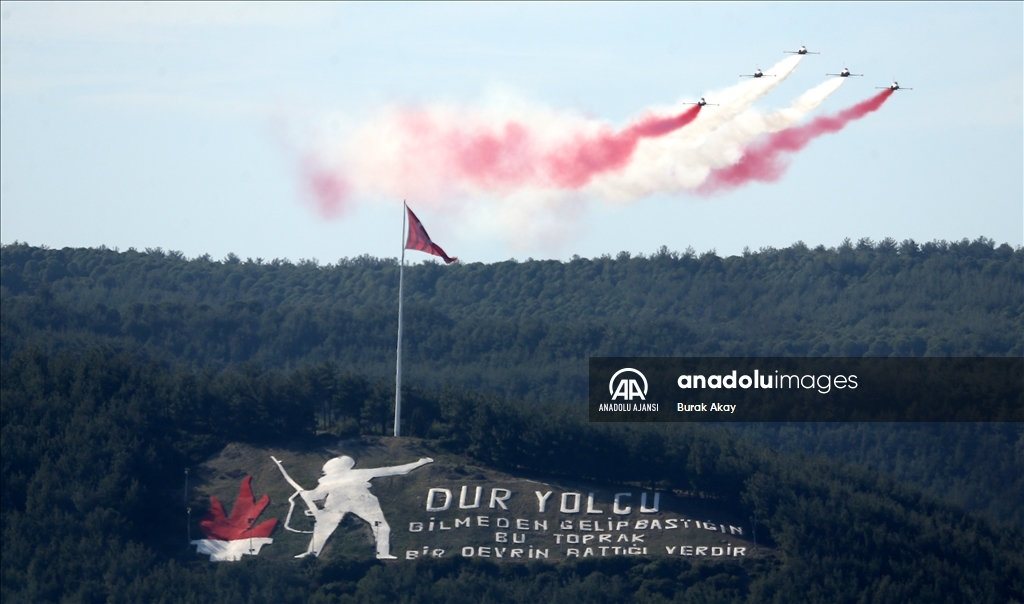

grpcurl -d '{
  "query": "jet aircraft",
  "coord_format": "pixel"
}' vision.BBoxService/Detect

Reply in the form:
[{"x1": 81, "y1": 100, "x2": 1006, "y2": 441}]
[
  {"x1": 877, "y1": 79, "x2": 912, "y2": 91},
  {"x1": 684, "y1": 97, "x2": 719, "y2": 106},
  {"x1": 740, "y1": 68, "x2": 775, "y2": 78},
  {"x1": 785, "y1": 45, "x2": 821, "y2": 55},
  {"x1": 826, "y1": 67, "x2": 864, "y2": 77}
]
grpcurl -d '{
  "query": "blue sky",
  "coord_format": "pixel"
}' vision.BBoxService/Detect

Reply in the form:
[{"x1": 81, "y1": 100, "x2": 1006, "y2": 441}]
[{"x1": 1, "y1": 2, "x2": 1020, "y2": 264}]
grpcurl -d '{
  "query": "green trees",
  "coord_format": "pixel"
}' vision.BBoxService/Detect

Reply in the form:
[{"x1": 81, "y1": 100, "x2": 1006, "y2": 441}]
[
  {"x1": 2, "y1": 239, "x2": 1022, "y2": 602},
  {"x1": 3, "y1": 347, "x2": 1021, "y2": 602},
  {"x1": 3, "y1": 239, "x2": 1021, "y2": 378}
]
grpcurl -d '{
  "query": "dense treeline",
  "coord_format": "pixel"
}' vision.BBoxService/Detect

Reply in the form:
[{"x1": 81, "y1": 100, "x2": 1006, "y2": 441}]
[
  {"x1": 3, "y1": 238, "x2": 1019, "y2": 326},
  {"x1": 733, "y1": 422, "x2": 1024, "y2": 531},
  {"x1": 2, "y1": 240, "x2": 1022, "y2": 601},
  {"x1": 2, "y1": 348, "x2": 1022, "y2": 603},
  {"x1": 2, "y1": 239, "x2": 1021, "y2": 401},
  {"x1": 3, "y1": 240, "x2": 1022, "y2": 524}
]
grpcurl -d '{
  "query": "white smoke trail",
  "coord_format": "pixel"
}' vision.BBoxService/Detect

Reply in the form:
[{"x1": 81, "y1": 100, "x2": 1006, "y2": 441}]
[
  {"x1": 507, "y1": 75, "x2": 847, "y2": 247},
  {"x1": 677, "y1": 55, "x2": 805, "y2": 141},
  {"x1": 297, "y1": 57, "x2": 852, "y2": 248},
  {"x1": 697, "y1": 77, "x2": 848, "y2": 170},
  {"x1": 341, "y1": 94, "x2": 593, "y2": 202},
  {"x1": 310, "y1": 57, "x2": 803, "y2": 205},
  {"x1": 588, "y1": 75, "x2": 846, "y2": 202}
]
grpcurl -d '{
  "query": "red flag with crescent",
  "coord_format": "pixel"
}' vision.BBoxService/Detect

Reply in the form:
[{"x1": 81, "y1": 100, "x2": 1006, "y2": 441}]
[{"x1": 405, "y1": 206, "x2": 457, "y2": 264}]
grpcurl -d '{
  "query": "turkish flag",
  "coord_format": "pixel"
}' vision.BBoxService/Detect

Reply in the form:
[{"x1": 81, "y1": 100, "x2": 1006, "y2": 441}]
[{"x1": 405, "y1": 206, "x2": 458, "y2": 264}]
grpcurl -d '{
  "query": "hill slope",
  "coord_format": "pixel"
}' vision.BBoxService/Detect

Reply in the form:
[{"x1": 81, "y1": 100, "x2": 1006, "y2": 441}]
[{"x1": 2, "y1": 347, "x2": 1021, "y2": 602}]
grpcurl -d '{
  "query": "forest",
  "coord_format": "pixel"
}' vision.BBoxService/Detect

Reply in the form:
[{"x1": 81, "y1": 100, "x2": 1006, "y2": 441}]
[{"x1": 1, "y1": 239, "x2": 1022, "y2": 602}]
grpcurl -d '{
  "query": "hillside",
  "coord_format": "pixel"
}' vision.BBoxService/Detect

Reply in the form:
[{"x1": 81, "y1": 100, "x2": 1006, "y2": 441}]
[
  {"x1": 196, "y1": 438, "x2": 761, "y2": 564},
  {"x1": 3, "y1": 239, "x2": 1021, "y2": 384},
  {"x1": 2, "y1": 346, "x2": 1022, "y2": 602},
  {"x1": 2, "y1": 240, "x2": 1023, "y2": 602},
  {"x1": 2, "y1": 240, "x2": 1022, "y2": 528}
]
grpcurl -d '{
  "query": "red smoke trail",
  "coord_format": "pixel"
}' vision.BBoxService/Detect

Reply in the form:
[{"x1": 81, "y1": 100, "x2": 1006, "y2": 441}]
[
  {"x1": 269, "y1": 111, "x2": 352, "y2": 218},
  {"x1": 443, "y1": 119, "x2": 538, "y2": 191},
  {"x1": 400, "y1": 104, "x2": 702, "y2": 192},
  {"x1": 699, "y1": 89, "x2": 894, "y2": 194},
  {"x1": 303, "y1": 157, "x2": 350, "y2": 218},
  {"x1": 547, "y1": 104, "x2": 702, "y2": 188},
  {"x1": 302, "y1": 104, "x2": 702, "y2": 215}
]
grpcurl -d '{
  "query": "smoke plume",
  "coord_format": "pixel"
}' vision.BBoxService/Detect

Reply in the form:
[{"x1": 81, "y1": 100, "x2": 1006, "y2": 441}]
[
  {"x1": 318, "y1": 102, "x2": 704, "y2": 213},
  {"x1": 293, "y1": 56, "x2": 891, "y2": 247},
  {"x1": 547, "y1": 105, "x2": 701, "y2": 188},
  {"x1": 588, "y1": 73, "x2": 844, "y2": 201},
  {"x1": 698, "y1": 89, "x2": 894, "y2": 194}
]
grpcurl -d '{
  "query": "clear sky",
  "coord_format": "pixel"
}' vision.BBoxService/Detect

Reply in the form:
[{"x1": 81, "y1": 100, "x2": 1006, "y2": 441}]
[{"x1": 2, "y1": 2, "x2": 1021, "y2": 264}]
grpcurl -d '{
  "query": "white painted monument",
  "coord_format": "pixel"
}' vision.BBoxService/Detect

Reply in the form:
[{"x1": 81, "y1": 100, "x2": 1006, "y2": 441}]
[{"x1": 272, "y1": 454, "x2": 433, "y2": 559}]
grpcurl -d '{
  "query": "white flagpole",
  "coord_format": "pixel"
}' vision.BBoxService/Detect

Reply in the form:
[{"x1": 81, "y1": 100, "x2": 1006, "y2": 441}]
[{"x1": 394, "y1": 201, "x2": 407, "y2": 437}]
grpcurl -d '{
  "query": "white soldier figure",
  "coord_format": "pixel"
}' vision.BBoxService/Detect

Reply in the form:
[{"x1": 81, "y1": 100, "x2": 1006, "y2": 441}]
[{"x1": 271, "y1": 454, "x2": 432, "y2": 559}]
